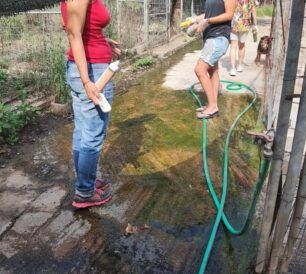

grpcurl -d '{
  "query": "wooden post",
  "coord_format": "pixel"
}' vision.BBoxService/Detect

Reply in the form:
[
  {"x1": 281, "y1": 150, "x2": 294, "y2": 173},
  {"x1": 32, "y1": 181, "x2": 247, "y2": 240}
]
[
  {"x1": 268, "y1": 64, "x2": 306, "y2": 272},
  {"x1": 255, "y1": 0, "x2": 305, "y2": 272},
  {"x1": 280, "y1": 153, "x2": 306, "y2": 273}
]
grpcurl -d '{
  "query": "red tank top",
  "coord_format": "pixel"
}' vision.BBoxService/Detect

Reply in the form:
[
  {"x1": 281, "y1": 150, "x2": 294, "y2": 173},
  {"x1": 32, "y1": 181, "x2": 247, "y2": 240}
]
[{"x1": 61, "y1": 0, "x2": 112, "y2": 63}]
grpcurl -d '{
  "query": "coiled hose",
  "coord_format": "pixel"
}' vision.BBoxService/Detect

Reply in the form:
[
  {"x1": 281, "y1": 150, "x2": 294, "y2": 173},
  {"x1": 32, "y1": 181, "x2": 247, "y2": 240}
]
[{"x1": 188, "y1": 80, "x2": 271, "y2": 274}]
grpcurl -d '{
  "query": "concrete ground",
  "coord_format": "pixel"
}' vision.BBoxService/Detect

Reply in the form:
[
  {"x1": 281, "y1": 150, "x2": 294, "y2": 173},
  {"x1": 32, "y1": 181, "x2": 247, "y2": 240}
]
[
  {"x1": 0, "y1": 23, "x2": 271, "y2": 274},
  {"x1": 163, "y1": 23, "x2": 271, "y2": 94}
]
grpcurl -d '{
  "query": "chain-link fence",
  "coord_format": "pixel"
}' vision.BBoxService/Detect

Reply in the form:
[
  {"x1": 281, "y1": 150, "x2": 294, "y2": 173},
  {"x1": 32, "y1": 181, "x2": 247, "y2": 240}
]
[
  {"x1": 0, "y1": 0, "x2": 202, "y2": 102},
  {"x1": 182, "y1": 0, "x2": 204, "y2": 18},
  {"x1": 0, "y1": 12, "x2": 67, "y2": 102}
]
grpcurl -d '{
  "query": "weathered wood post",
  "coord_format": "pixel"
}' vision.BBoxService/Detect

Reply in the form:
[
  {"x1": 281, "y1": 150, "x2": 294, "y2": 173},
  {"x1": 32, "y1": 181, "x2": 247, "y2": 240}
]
[
  {"x1": 255, "y1": 0, "x2": 305, "y2": 272},
  {"x1": 268, "y1": 63, "x2": 306, "y2": 272},
  {"x1": 280, "y1": 152, "x2": 306, "y2": 273}
]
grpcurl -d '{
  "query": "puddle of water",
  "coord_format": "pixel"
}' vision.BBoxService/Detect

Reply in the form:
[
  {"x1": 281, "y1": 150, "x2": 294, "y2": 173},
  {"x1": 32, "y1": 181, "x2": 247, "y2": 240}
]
[{"x1": 41, "y1": 40, "x2": 263, "y2": 273}]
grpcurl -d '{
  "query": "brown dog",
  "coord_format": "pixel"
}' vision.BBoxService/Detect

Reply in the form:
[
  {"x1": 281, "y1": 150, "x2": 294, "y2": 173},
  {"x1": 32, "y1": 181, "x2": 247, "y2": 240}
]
[{"x1": 255, "y1": 36, "x2": 273, "y2": 67}]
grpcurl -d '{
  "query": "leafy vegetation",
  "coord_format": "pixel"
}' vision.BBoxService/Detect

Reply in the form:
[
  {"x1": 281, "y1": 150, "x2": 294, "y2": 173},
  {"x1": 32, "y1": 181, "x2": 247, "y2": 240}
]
[
  {"x1": 46, "y1": 44, "x2": 70, "y2": 104},
  {"x1": 0, "y1": 69, "x2": 8, "y2": 87},
  {"x1": 132, "y1": 56, "x2": 156, "y2": 71},
  {"x1": 0, "y1": 90, "x2": 39, "y2": 145}
]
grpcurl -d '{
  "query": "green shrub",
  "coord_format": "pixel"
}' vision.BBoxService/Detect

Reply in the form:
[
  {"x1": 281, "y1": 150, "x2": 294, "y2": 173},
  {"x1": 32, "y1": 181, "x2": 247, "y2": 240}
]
[
  {"x1": 0, "y1": 90, "x2": 39, "y2": 145},
  {"x1": 132, "y1": 56, "x2": 155, "y2": 71}
]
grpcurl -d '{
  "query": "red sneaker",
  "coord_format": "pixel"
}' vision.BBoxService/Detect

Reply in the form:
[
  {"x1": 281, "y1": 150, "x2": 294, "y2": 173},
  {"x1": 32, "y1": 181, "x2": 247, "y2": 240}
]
[
  {"x1": 95, "y1": 177, "x2": 111, "y2": 191},
  {"x1": 72, "y1": 189, "x2": 112, "y2": 209}
]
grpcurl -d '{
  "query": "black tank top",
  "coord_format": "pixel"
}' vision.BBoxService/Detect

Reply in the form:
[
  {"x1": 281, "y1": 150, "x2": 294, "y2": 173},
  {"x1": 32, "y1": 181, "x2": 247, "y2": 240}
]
[{"x1": 203, "y1": 0, "x2": 232, "y2": 42}]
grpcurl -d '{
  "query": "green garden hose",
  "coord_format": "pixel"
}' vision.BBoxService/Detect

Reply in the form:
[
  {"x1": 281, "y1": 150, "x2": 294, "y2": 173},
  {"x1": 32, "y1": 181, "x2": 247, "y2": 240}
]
[{"x1": 188, "y1": 80, "x2": 271, "y2": 274}]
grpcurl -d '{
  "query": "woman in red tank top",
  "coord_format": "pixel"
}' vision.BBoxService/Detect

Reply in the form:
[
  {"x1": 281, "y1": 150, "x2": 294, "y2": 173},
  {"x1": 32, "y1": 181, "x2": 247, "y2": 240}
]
[{"x1": 61, "y1": 0, "x2": 120, "y2": 208}]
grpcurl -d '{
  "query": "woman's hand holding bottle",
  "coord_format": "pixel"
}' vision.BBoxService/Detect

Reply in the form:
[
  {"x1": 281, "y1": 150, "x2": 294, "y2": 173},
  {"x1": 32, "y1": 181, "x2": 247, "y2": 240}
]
[{"x1": 84, "y1": 81, "x2": 101, "y2": 105}]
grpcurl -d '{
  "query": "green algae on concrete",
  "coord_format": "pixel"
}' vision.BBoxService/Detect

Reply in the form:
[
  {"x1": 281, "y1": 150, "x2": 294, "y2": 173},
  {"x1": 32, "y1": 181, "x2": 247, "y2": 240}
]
[{"x1": 46, "y1": 41, "x2": 265, "y2": 273}]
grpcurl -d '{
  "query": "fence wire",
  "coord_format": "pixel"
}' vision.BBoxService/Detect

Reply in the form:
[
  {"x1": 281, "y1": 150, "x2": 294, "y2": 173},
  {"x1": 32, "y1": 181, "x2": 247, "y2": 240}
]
[
  {"x1": 0, "y1": 12, "x2": 66, "y2": 101},
  {"x1": 0, "y1": 0, "x2": 202, "y2": 102}
]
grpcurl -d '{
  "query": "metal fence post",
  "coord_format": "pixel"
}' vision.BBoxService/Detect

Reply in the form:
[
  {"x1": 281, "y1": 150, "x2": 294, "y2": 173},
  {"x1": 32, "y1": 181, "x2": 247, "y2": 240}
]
[
  {"x1": 191, "y1": 0, "x2": 194, "y2": 16},
  {"x1": 166, "y1": 0, "x2": 170, "y2": 41},
  {"x1": 180, "y1": 0, "x2": 183, "y2": 22},
  {"x1": 144, "y1": 0, "x2": 149, "y2": 47},
  {"x1": 117, "y1": 0, "x2": 121, "y2": 43}
]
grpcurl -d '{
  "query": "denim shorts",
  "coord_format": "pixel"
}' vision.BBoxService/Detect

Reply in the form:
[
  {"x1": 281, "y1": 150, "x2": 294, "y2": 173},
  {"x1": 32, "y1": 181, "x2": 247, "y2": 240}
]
[{"x1": 200, "y1": 36, "x2": 229, "y2": 67}]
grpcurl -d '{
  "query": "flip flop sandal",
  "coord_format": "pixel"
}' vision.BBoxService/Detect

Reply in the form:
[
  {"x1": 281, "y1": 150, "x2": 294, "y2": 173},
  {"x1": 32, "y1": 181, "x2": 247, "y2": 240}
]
[
  {"x1": 196, "y1": 105, "x2": 207, "y2": 112},
  {"x1": 197, "y1": 110, "x2": 219, "y2": 119}
]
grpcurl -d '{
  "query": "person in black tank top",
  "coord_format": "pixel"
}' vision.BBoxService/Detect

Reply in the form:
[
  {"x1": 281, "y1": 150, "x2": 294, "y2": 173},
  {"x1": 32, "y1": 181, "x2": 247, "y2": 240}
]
[{"x1": 194, "y1": 0, "x2": 236, "y2": 119}]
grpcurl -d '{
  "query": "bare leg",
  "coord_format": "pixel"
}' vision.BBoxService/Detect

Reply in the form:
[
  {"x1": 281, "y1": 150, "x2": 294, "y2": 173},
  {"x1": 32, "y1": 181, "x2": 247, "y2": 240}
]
[
  {"x1": 209, "y1": 62, "x2": 219, "y2": 102},
  {"x1": 238, "y1": 41, "x2": 246, "y2": 65},
  {"x1": 230, "y1": 40, "x2": 238, "y2": 69},
  {"x1": 194, "y1": 59, "x2": 219, "y2": 115}
]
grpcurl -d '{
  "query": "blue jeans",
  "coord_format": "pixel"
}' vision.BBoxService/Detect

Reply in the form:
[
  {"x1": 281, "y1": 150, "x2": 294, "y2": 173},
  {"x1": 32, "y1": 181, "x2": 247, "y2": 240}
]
[{"x1": 66, "y1": 61, "x2": 113, "y2": 197}]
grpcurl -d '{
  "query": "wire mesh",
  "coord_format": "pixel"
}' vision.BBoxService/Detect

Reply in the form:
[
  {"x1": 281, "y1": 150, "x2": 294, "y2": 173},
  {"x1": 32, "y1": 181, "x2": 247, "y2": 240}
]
[
  {"x1": 182, "y1": 0, "x2": 204, "y2": 19},
  {"x1": 0, "y1": 0, "x2": 202, "y2": 102},
  {"x1": 0, "y1": 12, "x2": 67, "y2": 101},
  {"x1": 148, "y1": 0, "x2": 170, "y2": 46},
  {"x1": 117, "y1": 0, "x2": 145, "y2": 48}
]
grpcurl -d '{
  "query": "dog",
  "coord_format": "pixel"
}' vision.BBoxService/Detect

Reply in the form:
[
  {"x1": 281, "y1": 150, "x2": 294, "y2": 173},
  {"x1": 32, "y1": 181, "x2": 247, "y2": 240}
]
[{"x1": 255, "y1": 36, "x2": 273, "y2": 67}]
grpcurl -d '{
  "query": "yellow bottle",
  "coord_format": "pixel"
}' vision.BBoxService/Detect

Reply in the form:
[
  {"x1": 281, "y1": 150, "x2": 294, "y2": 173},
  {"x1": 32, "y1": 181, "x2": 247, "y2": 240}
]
[{"x1": 180, "y1": 18, "x2": 196, "y2": 28}]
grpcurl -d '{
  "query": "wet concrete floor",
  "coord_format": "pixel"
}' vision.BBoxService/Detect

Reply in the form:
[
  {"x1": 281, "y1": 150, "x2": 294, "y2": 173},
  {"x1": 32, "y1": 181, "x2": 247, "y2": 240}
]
[{"x1": 1, "y1": 41, "x2": 263, "y2": 273}]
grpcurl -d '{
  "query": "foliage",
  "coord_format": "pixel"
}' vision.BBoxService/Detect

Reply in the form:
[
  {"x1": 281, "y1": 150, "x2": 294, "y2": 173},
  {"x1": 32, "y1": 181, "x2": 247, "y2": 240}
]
[
  {"x1": 0, "y1": 68, "x2": 8, "y2": 87},
  {"x1": 0, "y1": 15, "x2": 25, "y2": 40},
  {"x1": 0, "y1": 90, "x2": 39, "y2": 145},
  {"x1": 103, "y1": 0, "x2": 118, "y2": 40},
  {"x1": 45, "y1": 44, "x2": 70, "y2": 104},
  {"x1": 132, "y1": 56, "x2": 156, "y2": 71},
  {"x1": 256, "y1": 5, "x2": 273, "y2": 17}
]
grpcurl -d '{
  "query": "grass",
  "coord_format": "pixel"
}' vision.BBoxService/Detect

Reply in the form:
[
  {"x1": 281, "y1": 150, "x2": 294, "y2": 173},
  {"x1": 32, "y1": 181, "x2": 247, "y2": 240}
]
[
  {"x1": 256, "y1": 5, "x2": 273, "y2": 17},
  {"x1": 132, "y1": 56, "x2": 156, "y2": 71}
]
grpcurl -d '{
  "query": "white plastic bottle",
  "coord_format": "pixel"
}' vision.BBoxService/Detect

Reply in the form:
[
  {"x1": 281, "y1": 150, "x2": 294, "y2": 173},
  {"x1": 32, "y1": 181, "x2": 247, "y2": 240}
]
[{"x1": 95, "y1": 60, "x2": 120, "y2": 112}]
